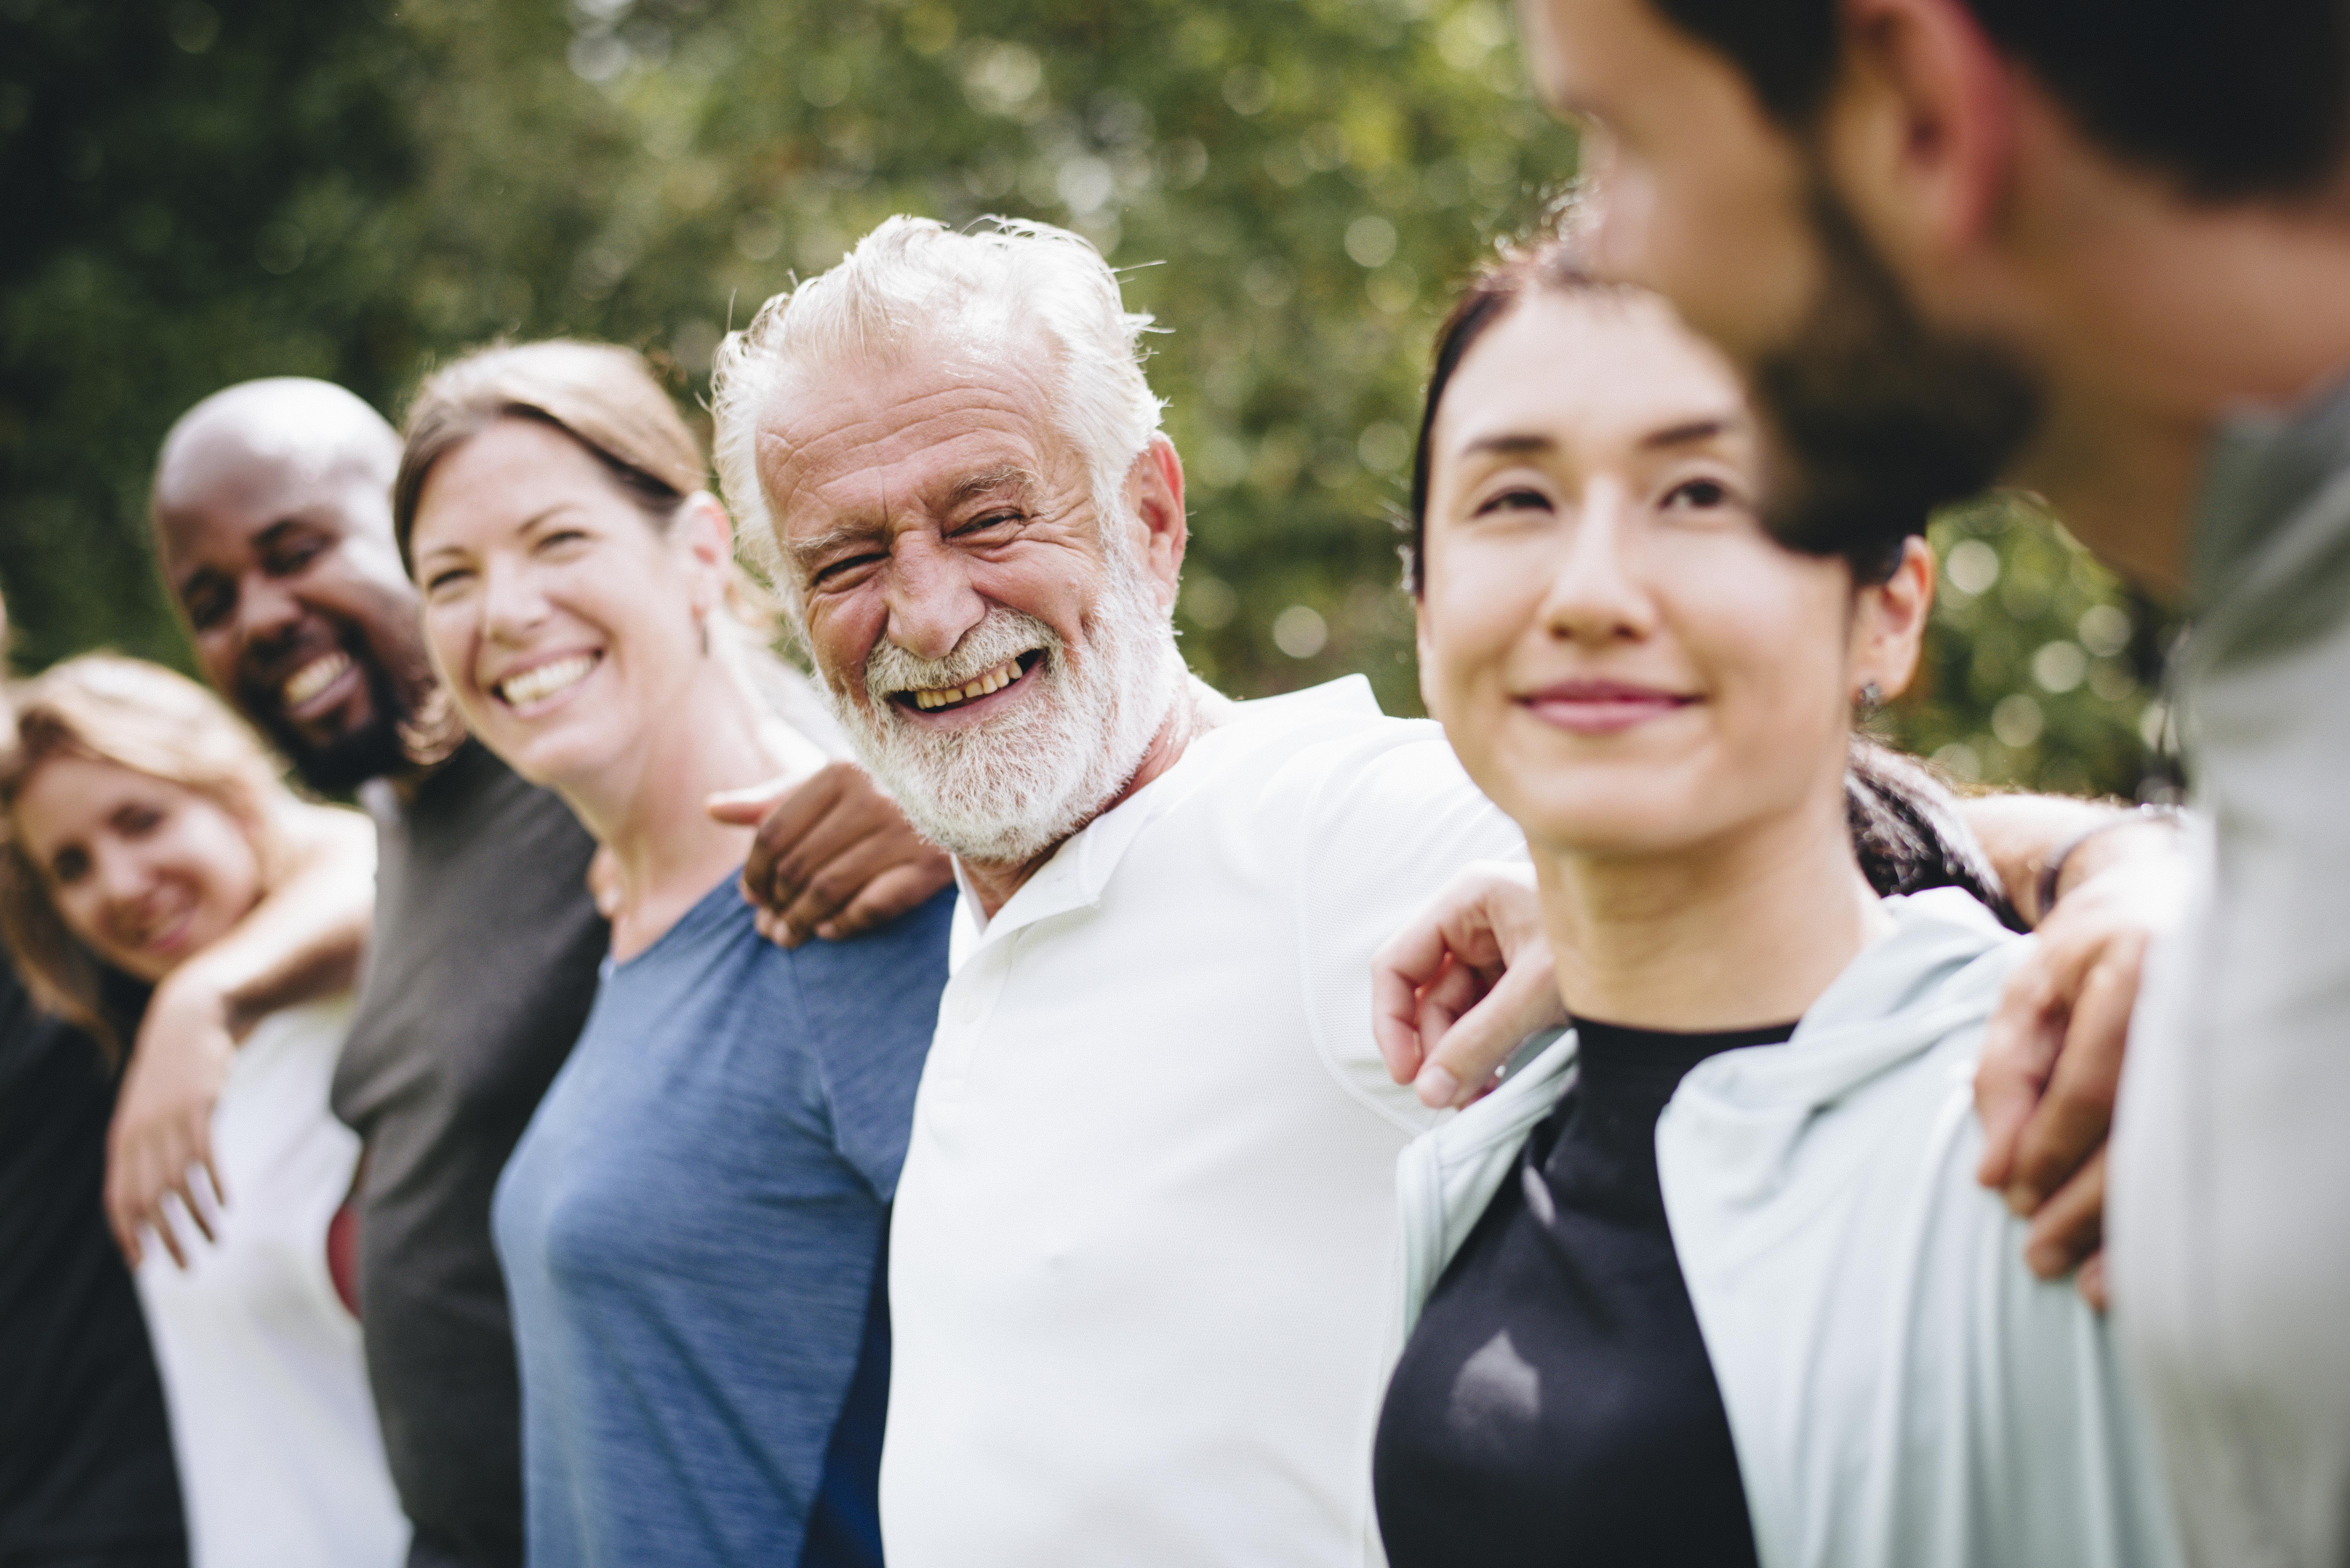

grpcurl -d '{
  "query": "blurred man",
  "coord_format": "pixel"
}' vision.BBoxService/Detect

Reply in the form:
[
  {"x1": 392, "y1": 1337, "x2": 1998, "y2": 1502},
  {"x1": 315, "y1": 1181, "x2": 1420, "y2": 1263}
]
[
  {"x1": 142, "y1": 378, "x2": 947, "y2": 1568},
  {"x1": 1511, "y1": 1, "x2": 2350, "y2": 1561}
]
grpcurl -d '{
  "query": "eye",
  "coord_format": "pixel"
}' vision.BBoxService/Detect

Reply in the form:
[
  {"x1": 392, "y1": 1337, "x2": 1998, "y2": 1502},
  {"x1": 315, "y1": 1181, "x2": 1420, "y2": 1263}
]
[
  {"x1": 185, "y1": 585, "x2": 233, "y2": 630},
  {"x1": 263, "y1": 529, "x2": 331, "y2": 575},
  {"x1": 536, "y1": 527, "x2": 591, "y2": 553},
  {"x1": 49, "y1": 846, "x2": 90, "y2": 886},
  {"x1": 423, "y1": 564, "x2": 474, "y2": 597},
  {"x1": 1471, "y1": 486, "x2": 1551, "y2": 519},
  {"x1": 114, "y1": 804, "x2": 165, "y2": 839},
  {"x1": 811, "y1": 552, "x2": 885, "y2": 590},
  {"x1": 1660, "y1": 476, "x2": 1736, "y2": 511},
  {"x1": 952, "y1": 509, "x2": 1021, "y2": 539}
]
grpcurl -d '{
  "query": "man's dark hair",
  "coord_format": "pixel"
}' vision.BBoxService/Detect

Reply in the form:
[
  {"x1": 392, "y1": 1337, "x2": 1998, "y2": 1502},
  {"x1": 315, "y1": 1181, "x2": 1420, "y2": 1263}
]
[{"x1": 1653, "y1": 0, "x2": 2350, "y2": 199}]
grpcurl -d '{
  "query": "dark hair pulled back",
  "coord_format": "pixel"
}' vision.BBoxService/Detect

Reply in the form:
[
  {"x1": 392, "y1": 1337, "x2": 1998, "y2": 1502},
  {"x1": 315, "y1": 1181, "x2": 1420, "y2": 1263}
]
[{"x1": 1408, "y1": 237, "x2": 2019, "y2": 928}]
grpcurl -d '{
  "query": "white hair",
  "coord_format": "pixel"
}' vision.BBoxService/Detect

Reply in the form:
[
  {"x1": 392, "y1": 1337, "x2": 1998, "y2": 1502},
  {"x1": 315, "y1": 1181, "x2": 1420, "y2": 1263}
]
[{"x1": 709, "y1": 215, "x2": 1166, "y2": 606}]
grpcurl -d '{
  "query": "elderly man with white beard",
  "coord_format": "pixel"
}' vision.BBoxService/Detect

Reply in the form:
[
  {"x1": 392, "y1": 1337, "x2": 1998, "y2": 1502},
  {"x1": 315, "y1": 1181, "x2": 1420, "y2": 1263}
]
[{"x1": 709, "y1": 215, "x2": 1527, "y2": 1567}]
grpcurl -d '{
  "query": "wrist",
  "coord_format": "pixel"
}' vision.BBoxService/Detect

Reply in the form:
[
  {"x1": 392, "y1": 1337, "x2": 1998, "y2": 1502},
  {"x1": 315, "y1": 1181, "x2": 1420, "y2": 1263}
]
[{"x1": 2034, "y1": 805, "x2": 2187, "y2": 925}]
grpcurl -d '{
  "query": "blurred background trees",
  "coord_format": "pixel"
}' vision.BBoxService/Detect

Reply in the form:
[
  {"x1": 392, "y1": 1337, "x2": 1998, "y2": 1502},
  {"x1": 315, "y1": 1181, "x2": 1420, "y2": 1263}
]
[{"x1": 0, "y1": 0, "x2": 2178, "y2": 799}]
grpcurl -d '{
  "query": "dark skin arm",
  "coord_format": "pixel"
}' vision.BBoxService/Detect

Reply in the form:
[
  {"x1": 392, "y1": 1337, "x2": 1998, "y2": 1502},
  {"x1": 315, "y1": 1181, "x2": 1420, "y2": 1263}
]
[{"x1": 709, "y1": 760, "x2": 954, "y2": 947}]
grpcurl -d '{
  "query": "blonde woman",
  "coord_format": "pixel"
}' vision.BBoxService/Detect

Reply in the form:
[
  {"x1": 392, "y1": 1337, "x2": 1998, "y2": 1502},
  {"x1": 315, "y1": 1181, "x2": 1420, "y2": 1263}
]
[{"x1": 0, "y1": 656, "x2": 406, "y2": 1568}]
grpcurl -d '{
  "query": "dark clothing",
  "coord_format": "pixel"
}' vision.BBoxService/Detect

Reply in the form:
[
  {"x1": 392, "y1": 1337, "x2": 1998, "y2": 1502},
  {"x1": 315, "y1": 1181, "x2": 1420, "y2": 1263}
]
[
  {"x1": 331, "y1": 741, "x2": 606, "y2": 1568},
  {"x1": 0, "y1": 954, "x2": 187, "y2": 1568},
  {"x1": 1374, "y1": 1017, "x2": 1793, "y2": 1568}
]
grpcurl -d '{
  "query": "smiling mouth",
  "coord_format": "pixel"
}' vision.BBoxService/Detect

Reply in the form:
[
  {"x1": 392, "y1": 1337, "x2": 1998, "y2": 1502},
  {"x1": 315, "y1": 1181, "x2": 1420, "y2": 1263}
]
[
  {"x1": 894, "y1": 651, "x2": 1043, "y2": 713},
  {"x1": 282, "y1": 649, "x2": 352, "y2": 710},
  {"x1": 496, "y1": 653, "x2": 600, "y2": 710}
]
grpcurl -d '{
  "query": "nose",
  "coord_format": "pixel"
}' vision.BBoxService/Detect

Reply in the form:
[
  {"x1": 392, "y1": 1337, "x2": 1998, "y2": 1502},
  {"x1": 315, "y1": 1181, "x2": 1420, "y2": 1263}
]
[
  {"x1": 236, "y1": 569, "x2": 305, "y2": 654},
  {"x1": 881, "y1": 535, "x2": 987, "y2": 664},
  {"x1": 89, "y1": 841, "x2": 153, "y2": 920},
  {"x1": 1539, "y1": 481, "x2": 1658, "y2": 647},
  {"x1": 479, "y1": 555, "x2": 551, "y2": 645}
]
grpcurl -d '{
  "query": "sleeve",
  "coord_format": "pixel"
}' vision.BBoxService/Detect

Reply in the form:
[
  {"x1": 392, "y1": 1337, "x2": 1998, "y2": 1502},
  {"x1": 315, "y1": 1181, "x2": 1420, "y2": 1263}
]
[
  {"x1": 798, "y1": 886, "x2": 959, "y2": 1201},
  {"x1": 1272, "y1": 721, "x2": 1530, "y2": 1134}
]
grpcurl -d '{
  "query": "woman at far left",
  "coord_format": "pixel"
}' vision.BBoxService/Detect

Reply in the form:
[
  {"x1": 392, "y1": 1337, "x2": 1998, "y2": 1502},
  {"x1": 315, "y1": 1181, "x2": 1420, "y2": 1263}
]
[{"x1": 0, "y1": 655, "x2": 408, "y2": 1568}]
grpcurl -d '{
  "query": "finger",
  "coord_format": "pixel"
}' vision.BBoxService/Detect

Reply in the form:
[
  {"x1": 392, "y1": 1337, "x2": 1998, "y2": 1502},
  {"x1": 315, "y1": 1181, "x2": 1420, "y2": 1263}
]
[
  {"x1": 2076, "y1": 1250, "x2": 2109, "y2": 1313},
  {"x1": 2007, "y1": 952, "x2": 2137, "y2": 1211},
  {"x1": 743, "y1": 766, "x2": 856, "y2": 909},
  {"x1": 169, "y1": 1168, "x2": 217, "y2": 1248},
  {"x1": 705, "y1": 779, "x2": 791, "y2": 825},
  {"x1": 777, "y1": 834, "x2": 908, "y2": 941},
  {"x1": 1974, "y1": 953, "x2": 2062, "y2": 1192},
  {"x1": 812, "y1": 859, "x2": 956, "y2": 942},
  {"x1": 1375, "y1": 930, "x2": 1459, "y2": 1085},
  {"x1": 154, "y1": 1196, "x2": 191, "y2": 1272},
  {"x1": 2022, "y1": 1147, "x2": 2106, "y2": 1280},
  {"x1": 1420, "y1": 956, "x2": 1565, "y2": 1109}
]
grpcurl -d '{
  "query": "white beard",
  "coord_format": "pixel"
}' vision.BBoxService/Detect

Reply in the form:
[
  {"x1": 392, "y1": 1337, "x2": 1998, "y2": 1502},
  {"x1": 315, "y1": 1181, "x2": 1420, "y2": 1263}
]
[{"x1": 820, "y1": 553, "x2": 1186, "y2": 869}]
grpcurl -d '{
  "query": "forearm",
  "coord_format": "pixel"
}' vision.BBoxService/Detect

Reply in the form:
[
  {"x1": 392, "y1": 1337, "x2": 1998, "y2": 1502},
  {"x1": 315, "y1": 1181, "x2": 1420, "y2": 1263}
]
[{"x1": 173, "y1": 804, "x2": 376, "y2": 1030}]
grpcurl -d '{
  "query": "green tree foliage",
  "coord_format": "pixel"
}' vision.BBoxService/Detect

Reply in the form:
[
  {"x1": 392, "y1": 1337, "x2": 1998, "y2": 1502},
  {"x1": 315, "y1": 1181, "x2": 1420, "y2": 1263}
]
[{"x1": 2, "y1": 0, "x2": 2172, "y2": 798}]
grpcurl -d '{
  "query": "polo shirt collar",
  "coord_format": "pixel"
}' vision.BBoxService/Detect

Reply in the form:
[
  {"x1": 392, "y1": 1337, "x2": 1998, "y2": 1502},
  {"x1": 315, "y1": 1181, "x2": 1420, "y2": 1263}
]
[{"x1": 947, "y1": 675, "x2": 1384, "y2": 966}]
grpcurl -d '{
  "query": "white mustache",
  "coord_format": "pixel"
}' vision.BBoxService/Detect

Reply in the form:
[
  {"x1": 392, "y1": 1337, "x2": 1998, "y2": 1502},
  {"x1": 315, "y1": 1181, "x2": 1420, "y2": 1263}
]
[{"x1": 863, "y1": 609, "x2": 1058, "y2": 703}]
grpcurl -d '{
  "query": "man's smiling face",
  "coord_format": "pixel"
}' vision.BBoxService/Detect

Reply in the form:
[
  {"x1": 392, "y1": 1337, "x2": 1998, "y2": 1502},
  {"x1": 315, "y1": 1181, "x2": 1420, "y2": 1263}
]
[
  {"x1": 153, "y1": 419, "x2": 436, "y2": 794},
  {"x1": 757, "y1": 328, "x2": 1187, "y2": 868}
]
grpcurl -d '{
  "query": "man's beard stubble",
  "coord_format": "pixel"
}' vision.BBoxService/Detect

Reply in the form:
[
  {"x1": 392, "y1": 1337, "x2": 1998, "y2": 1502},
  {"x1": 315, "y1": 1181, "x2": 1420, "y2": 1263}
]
[
  {"x1": 240, "y1": 632, "x2": 460, "y2": 796},
  {"x1": 1748, "y1": 179, "x2": 2044, "y2": 565}
]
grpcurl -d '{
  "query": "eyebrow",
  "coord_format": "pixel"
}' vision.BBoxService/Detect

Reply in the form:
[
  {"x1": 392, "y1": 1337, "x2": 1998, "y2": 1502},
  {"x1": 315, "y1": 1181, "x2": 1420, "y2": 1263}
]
[
  {"x1": 1463, "y1": 433, "x2": 1557, "y2": 458},
  {"x1": 413, "y1": 503, "x2": 577, "y2": 569},
  {"x1": 1640, "y1": 417, "x2": 1741, "y2": 450},
  {"x1": 944, "y1": 464, "x2": 1034, "y2": 510}
]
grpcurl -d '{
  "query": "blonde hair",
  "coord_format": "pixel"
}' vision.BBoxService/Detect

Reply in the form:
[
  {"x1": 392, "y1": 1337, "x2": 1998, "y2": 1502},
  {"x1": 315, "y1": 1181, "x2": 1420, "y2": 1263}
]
[{"x1": 0, "y1": 655, "x2": 299, "y2": 1064}]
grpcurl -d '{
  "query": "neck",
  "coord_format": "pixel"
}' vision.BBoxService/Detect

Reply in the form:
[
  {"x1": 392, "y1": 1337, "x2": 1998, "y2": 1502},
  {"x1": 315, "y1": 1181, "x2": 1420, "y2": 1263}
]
[
  {"x1": 561, "y1": 665, "x2": 791, "y2": 960},
  {"x1": 958, "y1": 685, "x2": 1208, "y2": 921},
  {"x1": 1533, "y1": 788, "x2": 1888, "y2": 1032},
  {"x1": 2013, "y1": 183, "x2": 2350, "y2": 598}
]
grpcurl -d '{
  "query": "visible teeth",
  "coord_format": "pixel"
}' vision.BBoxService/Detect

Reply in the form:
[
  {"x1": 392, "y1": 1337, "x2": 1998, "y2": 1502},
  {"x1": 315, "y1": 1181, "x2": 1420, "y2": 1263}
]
[
  {"x1": 282, "y1": 651, "x2": 351, "y2": 708},
  {"x1": 907, "y1": 658, "x2": 1027, "y2": 712},
  {"x1": 497, "y1": 653, "x2": 597, "y2": 708}
]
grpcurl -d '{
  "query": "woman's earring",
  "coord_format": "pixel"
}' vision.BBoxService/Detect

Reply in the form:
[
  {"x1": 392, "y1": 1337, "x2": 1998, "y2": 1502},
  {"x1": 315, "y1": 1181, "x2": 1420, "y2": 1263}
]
[{"x1": 1855, "y1": 681, "x2": 1884, "y2": 718}]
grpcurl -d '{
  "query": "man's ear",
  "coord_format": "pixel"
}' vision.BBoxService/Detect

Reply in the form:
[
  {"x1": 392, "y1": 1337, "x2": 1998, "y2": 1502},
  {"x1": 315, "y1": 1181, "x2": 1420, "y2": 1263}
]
[
  {"x1": 1825, "y1": 0, "x2": 2017, "y2": 256},
  {"x1": 1125, "y1": 435, "x2": 1189, "y2": 607},
  {"x1": 1854, "y1": 534, "x2": 1935, "y2": 700}
]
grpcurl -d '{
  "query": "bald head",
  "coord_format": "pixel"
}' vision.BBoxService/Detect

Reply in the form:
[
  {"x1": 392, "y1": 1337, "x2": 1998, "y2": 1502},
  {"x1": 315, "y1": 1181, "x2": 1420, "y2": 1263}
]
[
  {"x1": 152, "y1": 378, "x2": 435, "y2": 792},
  {"x1": 153, "y1": 378, "x2": 401, "y2": 523}
]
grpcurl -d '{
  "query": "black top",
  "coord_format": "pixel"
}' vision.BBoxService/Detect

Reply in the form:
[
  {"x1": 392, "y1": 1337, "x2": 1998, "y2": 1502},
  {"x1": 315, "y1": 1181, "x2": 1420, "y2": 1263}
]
[
  {"x1": 1374, "y1": 1016, "x2": 1797, "y2": 1568},
  {"x1": 330, "y1": 740, "x2": 607, "y2": 1568},
  {"x1": 0, "y1": 951, "x2": 187, "y2": 1567}
]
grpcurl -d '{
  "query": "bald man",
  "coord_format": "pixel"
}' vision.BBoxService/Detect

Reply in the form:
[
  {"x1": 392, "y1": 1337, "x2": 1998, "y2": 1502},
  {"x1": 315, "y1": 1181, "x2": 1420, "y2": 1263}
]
[{"x1": 139, "y1": 378, "x2": 949, "y2": 1568}]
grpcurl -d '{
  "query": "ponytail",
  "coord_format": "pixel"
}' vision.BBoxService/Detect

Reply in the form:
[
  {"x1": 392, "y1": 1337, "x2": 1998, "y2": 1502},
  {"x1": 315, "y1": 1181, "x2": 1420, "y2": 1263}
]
[{"x1": 1844, "y1": 738, "x2": 2022, "y2": 930}]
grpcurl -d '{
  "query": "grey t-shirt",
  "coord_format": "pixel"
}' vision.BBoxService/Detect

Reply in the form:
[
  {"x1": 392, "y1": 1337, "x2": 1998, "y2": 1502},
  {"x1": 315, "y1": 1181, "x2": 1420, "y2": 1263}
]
[{"x1": 332, "y1": 739, "x2": 606, "y2": 1568}]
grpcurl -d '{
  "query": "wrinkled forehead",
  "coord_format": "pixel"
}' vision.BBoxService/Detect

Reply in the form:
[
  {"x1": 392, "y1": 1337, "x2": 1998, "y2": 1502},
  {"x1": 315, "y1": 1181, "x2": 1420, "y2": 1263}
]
[{"x1": 756, "y1": 326, "x2": 1074, "y2": 530}]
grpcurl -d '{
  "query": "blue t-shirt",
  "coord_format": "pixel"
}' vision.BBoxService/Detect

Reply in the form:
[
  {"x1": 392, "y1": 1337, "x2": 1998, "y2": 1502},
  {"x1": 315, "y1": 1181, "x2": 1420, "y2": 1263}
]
[{"x1": 493, "y1": 876, "x2": 954, "y2": 1568}]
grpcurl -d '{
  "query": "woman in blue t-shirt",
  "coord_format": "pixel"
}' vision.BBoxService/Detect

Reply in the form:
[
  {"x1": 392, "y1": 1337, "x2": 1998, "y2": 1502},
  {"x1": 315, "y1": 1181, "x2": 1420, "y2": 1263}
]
[{"x1": 393, "y1": 338, "x2": 953, "y2": 1568}]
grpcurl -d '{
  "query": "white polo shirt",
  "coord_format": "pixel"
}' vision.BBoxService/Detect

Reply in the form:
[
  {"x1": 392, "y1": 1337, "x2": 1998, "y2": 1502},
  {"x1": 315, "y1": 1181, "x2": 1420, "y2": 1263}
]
[{"x1": 880, "y1": 676, "x2": 1525, "y2": 1568}]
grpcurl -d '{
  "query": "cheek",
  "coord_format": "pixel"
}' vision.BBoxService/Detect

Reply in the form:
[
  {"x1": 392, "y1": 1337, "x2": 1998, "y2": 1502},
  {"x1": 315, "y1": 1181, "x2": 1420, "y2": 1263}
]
[
  {"x1": 173, "y1": 811, "x2": 266, "y2": 917},
  {"x1": 1418, "y1": 535, "x2": 1547, "y2": 756},
  {"x1": 804, "y1": 596, "x2": 882, "y2": 694}
]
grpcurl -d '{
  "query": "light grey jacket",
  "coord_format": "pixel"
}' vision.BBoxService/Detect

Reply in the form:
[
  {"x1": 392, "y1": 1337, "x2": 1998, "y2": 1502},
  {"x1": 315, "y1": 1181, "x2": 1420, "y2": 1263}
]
[{"x1": 1394, "y1": 888, "x2": 2182, "y2": 1568}]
